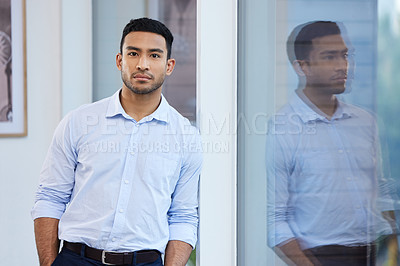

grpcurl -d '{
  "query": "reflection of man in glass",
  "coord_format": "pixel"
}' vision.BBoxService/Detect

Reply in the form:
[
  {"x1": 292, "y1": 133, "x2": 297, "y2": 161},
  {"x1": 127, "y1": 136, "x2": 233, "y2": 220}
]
[{"x1": 267, "y1": 21, "x2": 398, "y2": 265}]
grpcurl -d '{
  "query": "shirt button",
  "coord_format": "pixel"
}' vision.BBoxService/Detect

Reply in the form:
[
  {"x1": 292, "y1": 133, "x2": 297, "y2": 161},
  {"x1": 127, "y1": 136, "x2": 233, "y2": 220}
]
[
  {"x1": 338, "y1": 149, "x2": 344, "y2": 153},
  {"x1": 130, "y1": 151, "x2": 135, "y2": 156},
  {"x1": 119, "y1": 209, "x2": 124, "y2": 213},
  {"x1": 347, "y1": 177, "x2": 352, "y2": 181},
  {"x1": 112, "y1": 238, "x2": 116, "y2": 242},
  {"x1": 124, "y1": 180, "x2": 130, "y2": 184}
]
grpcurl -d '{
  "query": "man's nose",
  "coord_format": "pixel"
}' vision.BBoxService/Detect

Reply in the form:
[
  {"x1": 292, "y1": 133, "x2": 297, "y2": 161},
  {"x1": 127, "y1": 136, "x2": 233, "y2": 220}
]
[
  {"x1": 335, "y1": 57, "x2": 348, "y2": 71},
  {"x1": 136, "y1": 56, "x2": 149, "y2": 70}
]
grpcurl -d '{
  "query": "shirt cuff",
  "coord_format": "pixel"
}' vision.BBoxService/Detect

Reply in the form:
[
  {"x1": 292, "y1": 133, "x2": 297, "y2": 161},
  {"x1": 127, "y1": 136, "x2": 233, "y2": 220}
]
[
  {"x1": 267, "y1": 221, "x2": 296, "y2": 248},
  {"x1": 276, "y1": 237, "x2": 296, "y2": 247},
  {"x1": 169, "y1": 223, "x2": 197, "y2": 249},
  {"x1": 31, "y1": 200, "x2": 66, "y2": 220},
  {"x1": 377, "y1": 197, "x2": 397, "y2": 212}
]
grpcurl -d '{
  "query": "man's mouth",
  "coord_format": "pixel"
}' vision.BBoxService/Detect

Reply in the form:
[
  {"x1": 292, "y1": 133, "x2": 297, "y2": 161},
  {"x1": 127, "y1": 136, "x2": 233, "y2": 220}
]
[
  {"x1": 332, "y1": 76, "x2": 347, "y2": 82},
  {"x1": 133, "y1": 73, "x2": 152, "y2": 81}
]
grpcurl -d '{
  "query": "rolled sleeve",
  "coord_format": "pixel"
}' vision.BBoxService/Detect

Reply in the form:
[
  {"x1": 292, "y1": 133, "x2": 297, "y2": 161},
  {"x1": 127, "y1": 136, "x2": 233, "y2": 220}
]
[
  {"x1": 31, "y1": 113, "x2": 77, "y2": 220},
  {"x1": 169, "y1": 223, "x2": 198, "y2": 248},
  {"x1": 266, "y1": 120, "x2": 296, "y2": 247},
  {"x1": 31, "y1": 198, "x2": 66, "y2": 220},
  {"x1": 168, "y1": 131, "x2": 202, "y2": 249},
  {"x1": 374, "y1": 121, "x2": 399, "y2": 212}
]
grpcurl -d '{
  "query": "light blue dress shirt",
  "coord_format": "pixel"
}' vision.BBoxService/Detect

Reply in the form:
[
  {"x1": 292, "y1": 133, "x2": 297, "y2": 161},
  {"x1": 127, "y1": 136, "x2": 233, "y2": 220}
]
[
  {"x1": 32, "y1": 89, "x2": 202, "y2": 253},
  {"x1": 266, "y1": 90, "x2": 396, "y2": 250}
]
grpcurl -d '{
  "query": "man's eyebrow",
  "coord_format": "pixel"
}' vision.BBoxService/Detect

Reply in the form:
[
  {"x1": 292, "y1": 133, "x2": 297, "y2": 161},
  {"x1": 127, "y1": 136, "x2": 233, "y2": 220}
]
[
  {"x1": 320, "y1": 48, "x2": 348, "y2": 55},
  {"x1": 148, "y1": 48, "x2": 164, "y2": 54},
  {"x1": 124, "y1": 46, "x2": 164, "y2": 54},
  {"x1": 125, "y1": 46, "x2": 141, "y2": 51}
]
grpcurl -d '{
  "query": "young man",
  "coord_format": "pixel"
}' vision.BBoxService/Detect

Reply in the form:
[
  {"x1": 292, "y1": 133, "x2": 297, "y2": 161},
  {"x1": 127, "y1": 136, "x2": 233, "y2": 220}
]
[
  {"x1": 266, "y1": 21, "x2": 398, "y2": 265},
  {"x1": 32, "y1": 17, "x2": 202, "y2": 266}
]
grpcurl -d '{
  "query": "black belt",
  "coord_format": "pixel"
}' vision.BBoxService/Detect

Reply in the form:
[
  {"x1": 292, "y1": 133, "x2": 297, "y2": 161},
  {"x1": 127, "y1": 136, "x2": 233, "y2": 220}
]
[
  {"x1": 305, "y1": 243, "x2": 377, "y2": 262},
  {"x1": 307, "y1": 244, "x2": 376, "y2": 256},
  {"x1": 63, "y1": 241, "x2": 161, "y2": 265}
]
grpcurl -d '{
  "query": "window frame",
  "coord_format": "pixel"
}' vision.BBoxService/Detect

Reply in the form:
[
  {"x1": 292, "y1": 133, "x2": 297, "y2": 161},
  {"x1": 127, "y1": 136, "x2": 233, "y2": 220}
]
[{"x1": 196, "y1": 0, "x2": 238, "y2": 265}]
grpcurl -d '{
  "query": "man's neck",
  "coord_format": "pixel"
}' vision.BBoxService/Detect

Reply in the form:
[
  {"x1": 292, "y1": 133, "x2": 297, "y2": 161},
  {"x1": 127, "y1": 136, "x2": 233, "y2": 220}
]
[
  {"x1": 302, "y1": 86, "x2": 338, "y2": 119},
  {"x1": 120, "y1": 87, "x2": 162, "y2": 122}
]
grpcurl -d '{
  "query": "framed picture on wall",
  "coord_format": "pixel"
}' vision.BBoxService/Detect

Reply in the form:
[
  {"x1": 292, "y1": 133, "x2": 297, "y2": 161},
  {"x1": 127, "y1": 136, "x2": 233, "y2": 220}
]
[{"x1": 0, "y1": 0, "x2": 26, "y2": 137}]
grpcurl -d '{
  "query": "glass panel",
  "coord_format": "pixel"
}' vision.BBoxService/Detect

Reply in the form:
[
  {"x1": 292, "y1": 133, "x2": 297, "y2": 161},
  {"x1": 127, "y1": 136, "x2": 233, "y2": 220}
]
[
  {"x1": 377, "y1": 0, "x2": 400, "y2": 261},
  {"x1": 378, "y1": 0, "x2": 400, "y2": 205},
  {"x1": 238, "y1": 0, "x2": 400, "y2": 265},
  {"x1": 237, "y1": 1, "x2": 276, "y2": 265}
]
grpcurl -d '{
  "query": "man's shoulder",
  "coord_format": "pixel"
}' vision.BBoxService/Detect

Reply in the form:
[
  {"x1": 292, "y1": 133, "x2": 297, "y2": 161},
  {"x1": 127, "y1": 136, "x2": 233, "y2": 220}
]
[
  {"x1": 274, "y1": 102, "x2": 296, "y2": 116},
  {"x1": 71, "y1": 97, "x2": 110, "y2": 115},
  {"x1": 166, "y1": 104, "x2": 199, "y2": 135},
  {"x1": 268, "y1": 101, "x2": 301, "y2": 125},
  {"x1": 63, "y1": 97, "x2": 110, "y2": 124},
  {"x1": 341, "y1": 101, "x2": 377, "y2": 122},
  {"x1": 57, "y1": 96, "x2": 112, "y2": 137}
]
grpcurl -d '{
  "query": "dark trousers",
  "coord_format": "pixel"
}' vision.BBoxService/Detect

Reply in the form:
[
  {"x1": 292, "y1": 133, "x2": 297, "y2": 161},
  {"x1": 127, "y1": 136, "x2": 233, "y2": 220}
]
[
  {"x1": 305, "y1": 244, "x2": 376, "y2": 266},
  {"x1": 52, "y1": 247, "x2": 163, "y2": 266}
]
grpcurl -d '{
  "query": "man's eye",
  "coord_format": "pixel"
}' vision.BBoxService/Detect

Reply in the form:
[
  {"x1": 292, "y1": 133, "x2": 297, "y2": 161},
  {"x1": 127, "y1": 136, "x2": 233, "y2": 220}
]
[
  {"x1": 151, "y1": 54, "x2": 160, "y2": 58},
  {"x1": 128, "y1": 52, "x2": 138, "y2": 56},
  {"x1": 324, "y1": 55, "x2": 334, "y2": 60}
]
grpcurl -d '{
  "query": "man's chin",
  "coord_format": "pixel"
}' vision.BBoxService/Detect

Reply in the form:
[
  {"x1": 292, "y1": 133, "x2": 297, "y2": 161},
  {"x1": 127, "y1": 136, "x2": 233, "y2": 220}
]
[
  {"x1": 332, "y1": 86, "x2": 346, "y2": 95},
  {"x1": 328, "y1": 82, "x2": 346, "y2": 95},
  {"x1": 128, "y1": 86, "x2": 160, "y2": 95}
]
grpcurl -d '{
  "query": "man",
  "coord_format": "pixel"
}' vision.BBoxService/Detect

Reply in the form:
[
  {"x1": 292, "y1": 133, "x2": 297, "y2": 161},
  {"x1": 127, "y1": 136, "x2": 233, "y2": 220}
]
[
  {"x1": 32, "y1": 17, "x2": 202, "y2": 266},
  {"x1": 266, "y1": 21, "x2": 398, "y2": 265}
]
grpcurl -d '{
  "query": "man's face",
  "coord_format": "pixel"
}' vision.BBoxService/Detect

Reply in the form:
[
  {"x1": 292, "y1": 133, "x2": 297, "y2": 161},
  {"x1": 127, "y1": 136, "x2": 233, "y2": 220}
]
[
  {"x1": 116, "y1": 31, "x2": 175, "y2": 95},
  {"x1": 301, "y1": 34, "x2": 349, "y2": 95}
]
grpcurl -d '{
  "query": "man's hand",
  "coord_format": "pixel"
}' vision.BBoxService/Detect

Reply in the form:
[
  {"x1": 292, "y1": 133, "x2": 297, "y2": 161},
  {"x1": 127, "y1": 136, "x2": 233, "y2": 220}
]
[
  {"x1": 382, "y1": 211, "x2": 399, "y2": 266},
  {"x1": 164, "y1": 240, "x2": 193, "y2": 266},
  {"x1": 275, "y1": 239, "x2": 318, "y2": 266},
  {"x1": 385, "y1": 234, "x2": 399, "y2": 266},
  {"x1": 34, "y1": 217, "x2": 60, "y2": 266}
]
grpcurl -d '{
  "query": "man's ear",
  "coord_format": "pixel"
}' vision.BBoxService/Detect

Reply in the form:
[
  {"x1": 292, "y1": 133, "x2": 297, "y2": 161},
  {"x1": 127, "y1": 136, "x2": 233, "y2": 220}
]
[
  {"x1": 116, "y1": 53, "x2": 122, "y2": 71},
  {"x1": 292, "y1": 60, "x2": 309, "y2": 77},
  {"x1": 166, "y1": 58, "x2": 176, "y2": 76}
]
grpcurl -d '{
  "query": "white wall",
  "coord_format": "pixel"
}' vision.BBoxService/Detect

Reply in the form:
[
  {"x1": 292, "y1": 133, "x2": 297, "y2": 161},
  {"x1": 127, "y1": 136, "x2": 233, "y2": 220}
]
[
  {"x1": 61, "y1": 0, "x2": 92, "y2": 116},
  {"x1": 0, "y1": 0, "x2": 62, "y2": 264}
]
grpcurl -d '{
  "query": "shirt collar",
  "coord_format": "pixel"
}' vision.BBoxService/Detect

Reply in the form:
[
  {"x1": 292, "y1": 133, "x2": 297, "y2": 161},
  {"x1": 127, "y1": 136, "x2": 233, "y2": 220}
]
[
  {"x1": 105, "y1": 89, "x2": 170, "y2": 124},
  {"x1": 142, "y1": 94, "x2": 170, "y2": 124},
  {"x1": 290, "y1": 88, "x2": 354, "y2": 123}
]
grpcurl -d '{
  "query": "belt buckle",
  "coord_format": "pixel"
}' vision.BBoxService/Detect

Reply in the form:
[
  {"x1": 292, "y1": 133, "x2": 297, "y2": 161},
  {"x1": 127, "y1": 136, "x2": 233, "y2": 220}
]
[{"x1": 102, "y1": 250, "x2": 116, "y2": 265}]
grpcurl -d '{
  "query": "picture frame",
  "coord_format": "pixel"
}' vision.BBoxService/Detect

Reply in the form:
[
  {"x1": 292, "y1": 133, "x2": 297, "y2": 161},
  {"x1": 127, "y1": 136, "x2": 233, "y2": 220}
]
[{"x1": 0, "y1": 0, "x2": 26, "y2": 137}]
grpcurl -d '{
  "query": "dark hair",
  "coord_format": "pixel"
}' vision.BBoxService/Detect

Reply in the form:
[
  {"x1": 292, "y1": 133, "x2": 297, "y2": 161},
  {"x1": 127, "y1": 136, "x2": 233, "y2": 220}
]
[
  {"x1": 287, "y1": 21, "x2": 341, "y2": 62},
  {"x1": 120, "y1": 17, "x2": 174, "y2": 59}
]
